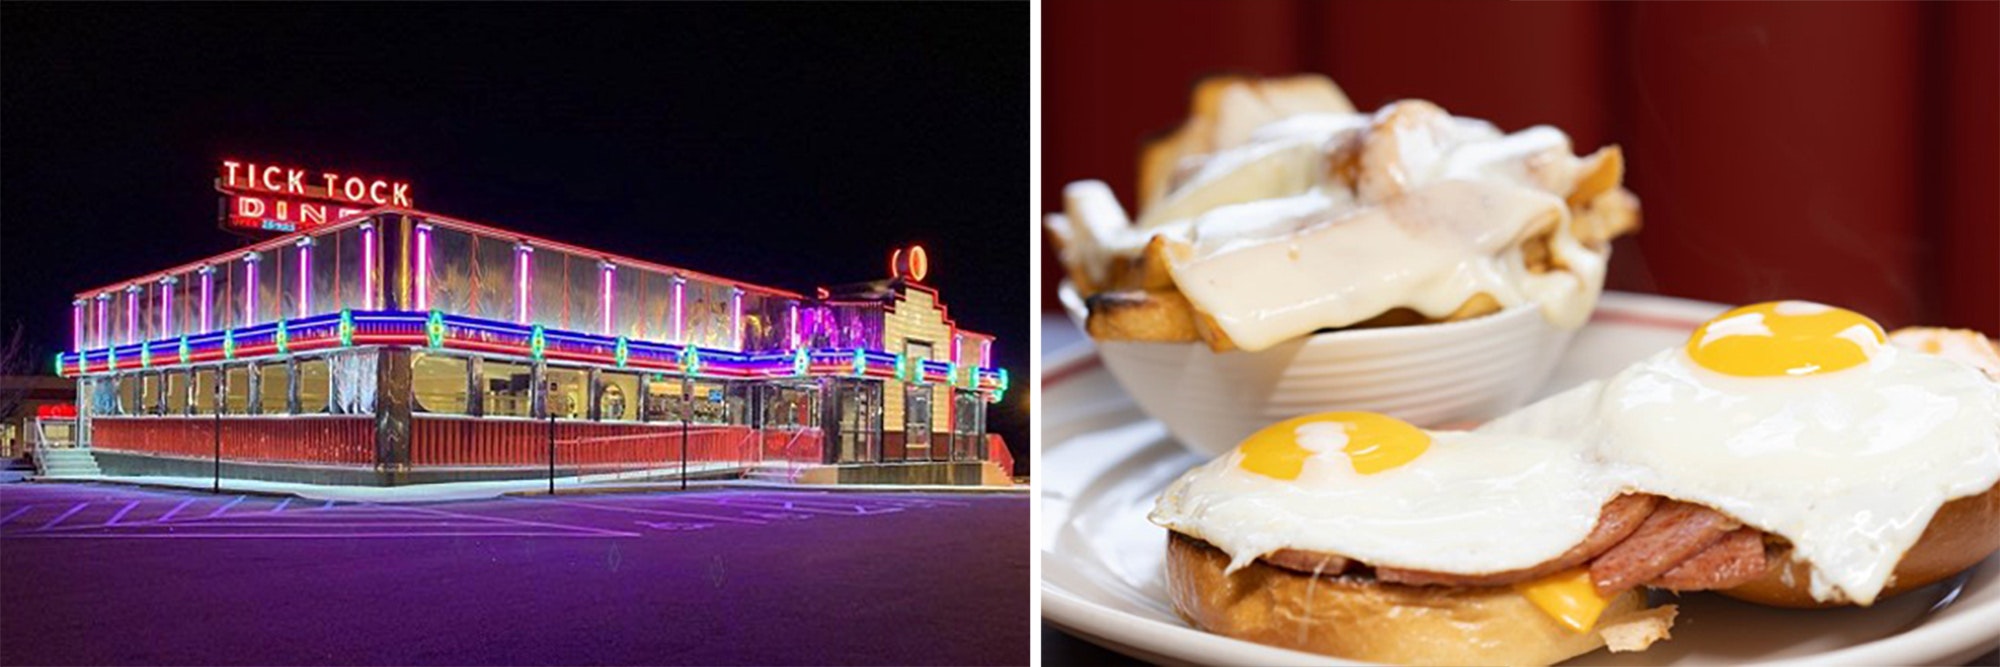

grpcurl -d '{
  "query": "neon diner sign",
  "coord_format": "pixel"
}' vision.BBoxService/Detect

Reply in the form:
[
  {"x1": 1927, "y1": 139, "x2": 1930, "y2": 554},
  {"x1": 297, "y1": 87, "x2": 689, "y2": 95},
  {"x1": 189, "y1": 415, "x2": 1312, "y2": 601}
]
[{"x1": 217, "y1": 160, "x2": 413, "y2": 234}]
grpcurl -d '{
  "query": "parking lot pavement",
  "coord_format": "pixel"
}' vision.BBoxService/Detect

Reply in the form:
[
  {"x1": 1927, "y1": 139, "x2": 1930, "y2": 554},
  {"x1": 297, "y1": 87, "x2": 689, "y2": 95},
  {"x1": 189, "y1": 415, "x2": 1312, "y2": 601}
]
[{"x1": 0, "y1": 482, "x2": 1028, "y2": 666}]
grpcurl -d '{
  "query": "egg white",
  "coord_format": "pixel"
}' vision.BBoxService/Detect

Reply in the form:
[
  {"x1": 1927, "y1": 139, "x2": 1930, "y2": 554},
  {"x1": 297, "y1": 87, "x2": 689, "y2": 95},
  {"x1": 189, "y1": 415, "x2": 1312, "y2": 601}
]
[
  {"x1": 1483, "y1": 344, "x2": 2000, "y2": 605},
  {"x1": 1149, "y1": 428, "x2": 1623, "y2": 576}
]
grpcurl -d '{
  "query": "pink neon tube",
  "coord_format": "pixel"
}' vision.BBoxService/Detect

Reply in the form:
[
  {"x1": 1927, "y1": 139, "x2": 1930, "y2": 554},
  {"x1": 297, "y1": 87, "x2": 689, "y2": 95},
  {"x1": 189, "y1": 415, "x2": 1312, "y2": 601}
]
[
  {"x1": 96, "y1": 298, "x2": 107, "y2": 348},
  {"x1": 730, "y1": 290, "x2": 742, "y2": 350},
  {"x1": 601, "y1": 265, "x2": 614, "y2": 334},
  {"x1": 362, "y1": 226, "x2": 376, "y2": 310},
  {"x1": 516, "y1": 248, "x2": 531, "y2": 324},
  {"x1": 126, "y1": 289, "x2": 137, "y2": 344},
  {"x1": 200, "y1": 270, "x2": 213, "y2": 332},
  {"x1": 298, "y1": 243, "x2": 311, "y2": 317},
  {"x1": 415, "y1": 226, "x2": 430, "y2": 311},
  {"x1": 72, "y1": 303, "x2": 83, "y2": 352},
  {"x1": 161, "y1": 281, "x2": 174, "y2": 337},
  {"x1": 246, "y1": 258, "x2": 258, "y2": 324},
  {"x1": 672, "y1": 279, "x2": 685, "y2": 342}
]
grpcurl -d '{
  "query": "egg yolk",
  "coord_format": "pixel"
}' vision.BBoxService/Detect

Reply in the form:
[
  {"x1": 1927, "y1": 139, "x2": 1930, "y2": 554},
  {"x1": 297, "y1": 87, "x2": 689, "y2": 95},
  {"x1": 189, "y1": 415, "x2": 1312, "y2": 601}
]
[
  {"x1": 1686, "y1": 301, "x2": 1886, "y2": 377},
  {"x1": 1238, "y1": 411, "x2": 1431, "y2": 480}
]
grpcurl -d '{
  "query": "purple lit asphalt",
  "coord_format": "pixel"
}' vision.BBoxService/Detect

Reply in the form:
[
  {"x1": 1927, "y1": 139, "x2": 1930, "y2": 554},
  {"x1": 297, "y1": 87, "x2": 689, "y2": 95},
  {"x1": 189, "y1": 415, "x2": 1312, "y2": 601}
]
[{"x1": 0, "y1": 482, "x2": 1028, "y2": 666}]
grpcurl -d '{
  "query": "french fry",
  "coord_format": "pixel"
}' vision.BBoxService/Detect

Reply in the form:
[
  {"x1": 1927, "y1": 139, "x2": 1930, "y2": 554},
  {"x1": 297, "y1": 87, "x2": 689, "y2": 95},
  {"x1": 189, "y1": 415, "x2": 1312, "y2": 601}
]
[
  {"x1": 1255, "y1": 74, "x2": 1356, "y2": 117},
  {"x1": 1568, "y1": 146, "x2": 1624, "y2": 209},
  {"x1": 1085, "y1": 289, "x2": 1202, "y2": 343},
  {"x1": 1571, "y1": 187, "x2": 1641, "y2": 249}
]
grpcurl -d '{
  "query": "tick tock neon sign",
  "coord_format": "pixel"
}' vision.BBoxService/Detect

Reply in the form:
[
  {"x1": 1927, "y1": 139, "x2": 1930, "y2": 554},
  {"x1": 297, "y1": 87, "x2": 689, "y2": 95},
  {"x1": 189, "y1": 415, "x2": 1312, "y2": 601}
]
[{"x1": 217, "y1": 160, "x2": 414, "y2": 234}]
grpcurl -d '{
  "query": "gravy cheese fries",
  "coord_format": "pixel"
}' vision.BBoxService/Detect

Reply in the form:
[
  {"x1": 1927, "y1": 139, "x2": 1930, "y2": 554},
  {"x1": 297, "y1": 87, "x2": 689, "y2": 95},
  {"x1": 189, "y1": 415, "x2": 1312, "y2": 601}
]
[
  {"x1": 1152, "y1": 303, "x2": 2000, "y2": 665},
  {"x1": 1046, "y1": 75, "x2": 1640, "y2": 352}
]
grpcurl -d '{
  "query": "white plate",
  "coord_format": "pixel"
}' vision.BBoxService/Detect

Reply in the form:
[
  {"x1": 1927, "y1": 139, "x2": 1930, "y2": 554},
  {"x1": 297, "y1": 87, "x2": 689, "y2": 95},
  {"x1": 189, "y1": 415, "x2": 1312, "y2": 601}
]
[{"x1": 1040, "y1": 291, "x2": 2000, "y2": 666}]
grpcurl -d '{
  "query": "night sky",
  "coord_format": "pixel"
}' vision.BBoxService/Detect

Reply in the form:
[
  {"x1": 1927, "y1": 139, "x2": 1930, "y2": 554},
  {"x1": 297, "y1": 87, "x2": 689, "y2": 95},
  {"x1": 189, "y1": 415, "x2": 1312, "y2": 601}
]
[{"x1": 0, "y1": 3, "x2": 1030, "y2": 468}]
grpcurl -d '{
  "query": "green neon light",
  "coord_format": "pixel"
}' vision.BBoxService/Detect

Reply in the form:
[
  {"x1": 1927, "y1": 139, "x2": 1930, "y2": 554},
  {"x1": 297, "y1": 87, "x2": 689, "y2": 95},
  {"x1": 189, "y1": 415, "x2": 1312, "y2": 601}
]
[
  {"x1": 140, "y1": 343, "x2": 151, "y2": 368},
  {"x1": 53, "y1": 352, "x2": 64, "y2": 377},
  {"x1": 338, "y1": 309, "x2": 355, "y2": 347},
  {"x1": 425, "y1": 310, "x2": 446, "y2": 349},
  {"x1": 529, "y1": 324, "x2": 547, "y2": 360},
  {"x1": 894, "y1": 353, "x2": 908, "y2": 382},
  {"x1": 792, "y1": 348, "x2": 809, "y2": 377},
  {"x1": 679, "y1": 346, "x2": 701, "y2": 375},
  {"x1": 614, "y1": 336, "x2": 630, "y2": 368},
  {"x1": 851, "y1": 348, "x2": 866, "y2": 377},
  {"x1": 177, "y1": 336, "x2": 190, "y2": 364},
  {"x1": 997, "y1": 367, "x2": 1009, "y2": 391},
  {"x1": 274, "y1": 318, "x2": 289, "y2": 354},
  {"x1": 223, "y1": 330, "x2": 235, "y2": 360},
  {"x1": 108, "y1": 346, "x2": 119, "y2": 370}
]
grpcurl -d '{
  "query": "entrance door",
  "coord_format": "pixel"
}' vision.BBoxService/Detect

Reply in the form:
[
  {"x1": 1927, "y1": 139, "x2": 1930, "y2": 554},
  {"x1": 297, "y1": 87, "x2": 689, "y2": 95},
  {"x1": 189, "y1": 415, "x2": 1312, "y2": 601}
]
[
  {"x1": 834, "y1": 380, "x2": 881, "y2": 463},
  {"x1": 903, "y1": 383, "x2": 931, "y2": 461}
]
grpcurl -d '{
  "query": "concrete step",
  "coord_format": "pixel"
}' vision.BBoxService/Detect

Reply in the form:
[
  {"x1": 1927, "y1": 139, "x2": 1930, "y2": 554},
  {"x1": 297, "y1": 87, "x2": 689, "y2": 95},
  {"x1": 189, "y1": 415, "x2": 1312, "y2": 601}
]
[{"x1": 34, "y1": 449, "x2": 102, "y2": 477}]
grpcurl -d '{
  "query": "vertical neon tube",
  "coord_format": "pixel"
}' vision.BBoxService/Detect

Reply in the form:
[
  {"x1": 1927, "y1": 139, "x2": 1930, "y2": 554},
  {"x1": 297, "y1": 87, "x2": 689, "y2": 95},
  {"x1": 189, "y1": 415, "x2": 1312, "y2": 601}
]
[
  {"x1": 96, "y1": 295, "x2": 108, "y2": 349},
  {"x1": 516, "y1": 244, "x2": 532, "y2": 324},
  {"x1": 160, "y1": 278, "x2": 175, "y2": 337},
  {"x1": 360, "y1": 223, "x2": 376, "y2": 310},
  {"x1": 296, "y1": 239, "x2": 312, "y2": 317},
  {"x1": 600, "y1": 262, "x2": 615, "y2": 335},
  {"x1": 246, "y1": 253, "x2": 259, "y2": 324},
  {"x1": 730, "y1": 289, "x2": 742, "y2": 351},
  {"x1": 72, "y1": 301, "x2": 83, "y2": 352},
  {"x1": 672, "y1": 277, "x2": 685, "y2": 342},
  {"x1": 199, "y1": 266, "x2": 214, "y2": 333},
  {"x1": 414, "y1": 224, "x2": 431, "y2": 311},
  {"x1": 125, "y1": 286, "x2": 138, "y2": 344},
  {"x1": 787, "y1": 302, "x2": 799, "y2": 349}
]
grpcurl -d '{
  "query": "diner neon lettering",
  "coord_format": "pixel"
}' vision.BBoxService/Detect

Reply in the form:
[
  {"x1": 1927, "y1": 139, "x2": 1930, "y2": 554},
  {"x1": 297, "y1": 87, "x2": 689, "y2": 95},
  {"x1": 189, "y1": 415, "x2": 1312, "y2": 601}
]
[{"x1": 220, "y1": 160, "x2": 412, "y2": 207}]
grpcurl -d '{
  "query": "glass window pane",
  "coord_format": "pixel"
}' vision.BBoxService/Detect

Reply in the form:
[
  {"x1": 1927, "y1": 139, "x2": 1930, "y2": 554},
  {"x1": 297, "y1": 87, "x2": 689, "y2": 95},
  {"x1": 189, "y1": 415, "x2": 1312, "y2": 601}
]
[
  {"x1": 530, "y1": 248, "x2": 566, "y2": 330},
  {"x1": 641, "y1": 270, "x2": 673, "y2": 343},
  {"x1": 598, "y1": 371, "x2": 640, "y2": 421},
  {"x1": 192, "y1": 369, "x2": 218, "y2": 415},
  {"x1": 544, "y1": 366, "x2": 588, "y2": 420},
  {"x1": 481, "y1": 359, "x2": 534, "y2": 418},
  {"x1": 643, "y1": 376, "x2": 680, "y2": 422},
  {"x1": 312, "y1": 236, "x2": 338, "y2": 316},
  {"x1": 432, "y1": 227, "x2": 473, "y2": 316},
  {"x1": 331, "y1": 349, "x2": 377, "y2": 415},
  {"x1": 165, "y1": 371, "x2": 188, "y2": 415},
  {"x1": 473, "y1": 234, "x2": 518, "y2": 322},
  {"x1": 567, "y1": 257, "x2": 600, "y2": 334},
  {"x1": 613, "y1": 264, "x2": 645, "y2": 338},
  {"x1": 257, "y1": 362, "x2": 290, "y2": 415},
  {"x1": 139, "y1": 372, "x2": 159, "y2": 415},
  {"x1": 260, "y1": 249, "x2": 285, "y2": 324},
  {"x1": 411, "y1": 352, "x2": 469, "y2": 415},
  {"x1": 297, "y1": 357, "x2": 331, "y2": 414},
  {"x1": 223, "y1": 365, "x2": 251, "y2": 414}
]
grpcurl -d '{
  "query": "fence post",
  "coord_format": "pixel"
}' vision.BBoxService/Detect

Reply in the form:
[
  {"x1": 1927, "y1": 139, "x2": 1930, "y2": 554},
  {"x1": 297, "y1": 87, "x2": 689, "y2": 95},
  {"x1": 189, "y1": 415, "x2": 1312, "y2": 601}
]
[
  {"x1": 547, "y1": 413, "x2": 556, "y2": 495},
  {"x1": 680, "y1": 374, "x2": 691, "y2": 491},
  {"x1": 212, "y1": 411, "x2": 221, "y2": 494}
]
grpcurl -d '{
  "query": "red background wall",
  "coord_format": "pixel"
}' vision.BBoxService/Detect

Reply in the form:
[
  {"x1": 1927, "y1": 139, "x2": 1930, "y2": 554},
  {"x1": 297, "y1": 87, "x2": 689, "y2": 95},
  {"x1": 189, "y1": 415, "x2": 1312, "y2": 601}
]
[{"x1": 1042, "y1": 1, "x2": 1997, "y2": 335}]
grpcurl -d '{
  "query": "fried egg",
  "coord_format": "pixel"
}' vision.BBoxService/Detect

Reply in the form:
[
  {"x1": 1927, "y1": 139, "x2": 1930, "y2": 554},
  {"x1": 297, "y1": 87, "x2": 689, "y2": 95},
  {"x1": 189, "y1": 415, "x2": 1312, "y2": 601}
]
[
  {"x1": 1484, "y1": 301, "x2": 2000, "y2": 605},
  {"x1": 1150, "y1": 411, "x2": 1625, "y2": 577}
]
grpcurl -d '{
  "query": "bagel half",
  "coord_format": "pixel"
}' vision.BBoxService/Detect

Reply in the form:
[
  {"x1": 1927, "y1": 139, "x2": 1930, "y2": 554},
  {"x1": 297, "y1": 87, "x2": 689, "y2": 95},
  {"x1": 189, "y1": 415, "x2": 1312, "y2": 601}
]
[
  {"x1": 1721, "y1": 481, "x2": 2000, "y2": 608},
  {"x1": 1165, "y1": 533, "x2": 1673, "y2": 666}
]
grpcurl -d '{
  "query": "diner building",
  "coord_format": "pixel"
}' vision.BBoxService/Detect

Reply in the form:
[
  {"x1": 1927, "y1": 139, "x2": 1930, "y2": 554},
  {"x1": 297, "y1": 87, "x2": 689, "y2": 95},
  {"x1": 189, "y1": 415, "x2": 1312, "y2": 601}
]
[{"x1": 54, "y1": 208, "x2": 1010, "y2": 486}]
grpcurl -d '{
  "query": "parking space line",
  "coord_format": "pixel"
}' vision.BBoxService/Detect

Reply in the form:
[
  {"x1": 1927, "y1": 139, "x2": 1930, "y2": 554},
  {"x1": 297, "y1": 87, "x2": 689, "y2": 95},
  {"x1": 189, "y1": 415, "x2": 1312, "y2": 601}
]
[
  {"x1": 155, "y1": 498, "x2": 198, "y2": 523},
  {"x1": 523, "y1": 497, "x2": 770, "y2": 526},
  {"x1": 375, "y1": 502, "x2": 643, "y2": 536},
  {"x1": 0, "y1": 505, "x2": 33, "y2": 526},
  {"x1": 38, "y1": 503, "x2": 90, "y2": 531},
  {"x1": 104, "y1": 501, "x2": 141, "y2": 526},
  {"x1": 13, "y1": 531, "x2": 624, "y2": 540},
  {"x1": 272, "y1": 497, "x2": 292, "y2": 513},
  {"x1": 200, "y1": 496, "x2": 246, "y2": 520}
]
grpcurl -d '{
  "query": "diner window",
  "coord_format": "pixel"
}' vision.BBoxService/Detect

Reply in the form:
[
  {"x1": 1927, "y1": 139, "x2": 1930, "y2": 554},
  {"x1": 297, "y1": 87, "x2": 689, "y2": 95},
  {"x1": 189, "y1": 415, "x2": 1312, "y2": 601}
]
[
  {"x1": 331, "y1": 350, "x2": 377, "y2": 415},
  {"x1": 165, "y1": 371, "x2": 189, "y2": 415},
  {"x1": 689, "y1": 379, "x2": 734, "y2": 424},
  {"x1": 411, "y1": 352, "x2": 470, "y2": 415},
  {"x1": 297, "y1": 357, "x2": 331, "y2": 414},
  {"x1": 598, "y1": 371, "x2": 641, "y2": 422},
  {"x1": 479, "y1": 359, "x2": 533, "y2": 417},
  {"x1": 192, "y1": 368, "x2": 219, "y2": 415},
  {"x1": 139, "y1": 372, "x2": 160, "y2": 415},
  {"x1": 117, "y1": 373, "x2": 141, "y2": 413},
  {"x1": 223, "y1": 365, "x2": 251, "y2": 414},
  {"x1": 643, "y1": 375, "x2": 685, "y2": 423},
  {"x1": 545, "y1": 366, "x2": 588, "y2": 420},
  {"x1": 256, "y1": 362, "x2": 290, "y2": 415}
]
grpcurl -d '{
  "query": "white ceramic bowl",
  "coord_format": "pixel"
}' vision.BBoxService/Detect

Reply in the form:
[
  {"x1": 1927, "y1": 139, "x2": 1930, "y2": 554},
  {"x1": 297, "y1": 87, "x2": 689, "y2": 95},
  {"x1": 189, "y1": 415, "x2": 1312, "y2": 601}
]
[{"x1": 1059, "y1": 282, "x2": 1578, "y2": 457}]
